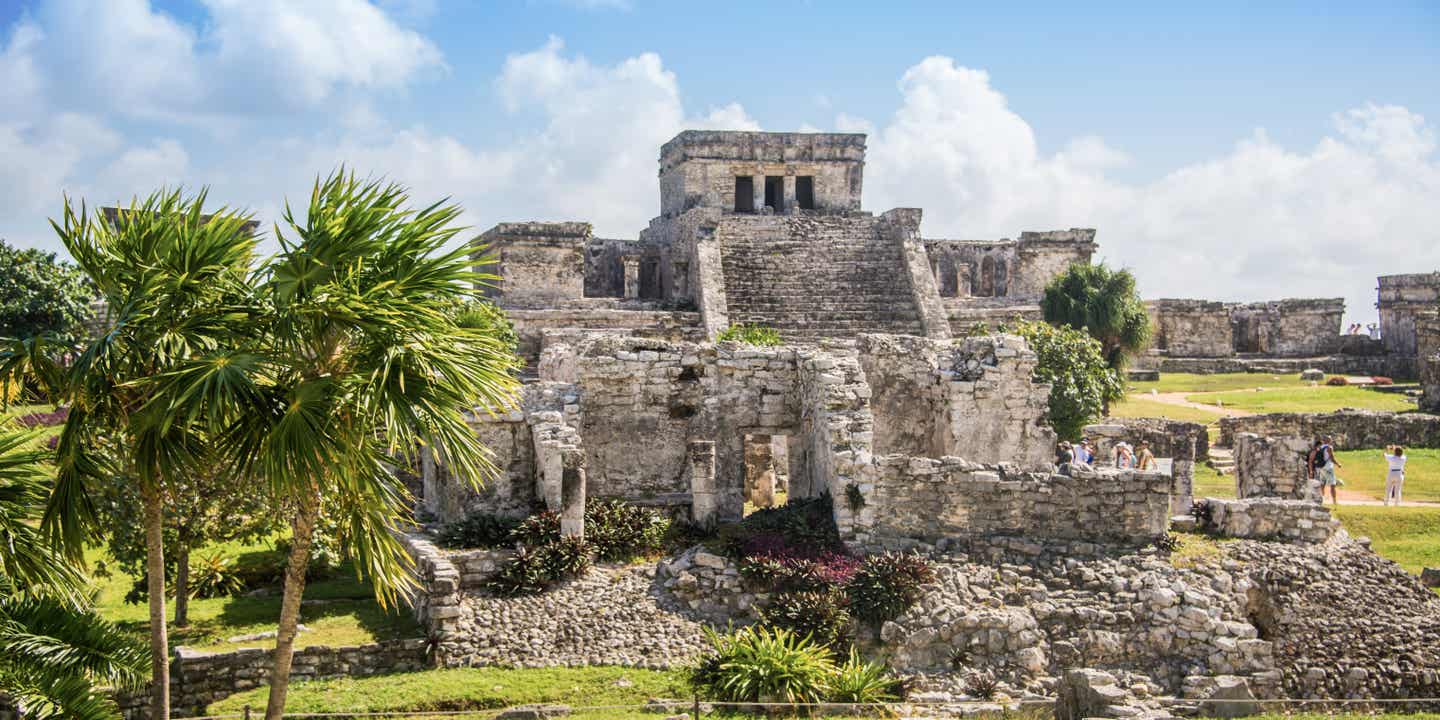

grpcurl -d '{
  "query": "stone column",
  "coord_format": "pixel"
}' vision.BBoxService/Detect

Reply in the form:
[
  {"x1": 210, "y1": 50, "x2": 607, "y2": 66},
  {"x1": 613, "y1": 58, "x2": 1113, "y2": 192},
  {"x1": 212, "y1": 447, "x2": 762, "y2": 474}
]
[
  {"x1": 560, "y1": 448, "x2": 586, "y2": 538},
  {"x1": 672, "y1": 261, "x2": 689, "y2": 299},
  {"x1": 688, "y1": 440, "x2": 718, "y2": 526},
  {"x1": 752, "y1": 176, "x2": 764, "y2": 214},
  {"x1": 622, "y1": 257, "x2": 640, "y2": 299},
  {"x1": 1170, "y1": 460, "x2": 1194, "y2": 516},
  {"x1": 783, "y1": 175, "x2": 797, "y2": 214},
  {"x1": 538, "y1": 444, "x2": 563, "y2": 511},
  {"x1": 744, "y1": 435, "x2": 776, "y2": 508}
]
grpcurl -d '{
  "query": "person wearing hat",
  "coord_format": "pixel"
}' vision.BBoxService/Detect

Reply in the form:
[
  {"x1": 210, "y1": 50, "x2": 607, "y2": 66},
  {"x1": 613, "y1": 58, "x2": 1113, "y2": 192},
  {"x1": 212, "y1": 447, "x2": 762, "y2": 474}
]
[{"x1": 1114, "y1": 441, "x2": 1135, "y2": 469}]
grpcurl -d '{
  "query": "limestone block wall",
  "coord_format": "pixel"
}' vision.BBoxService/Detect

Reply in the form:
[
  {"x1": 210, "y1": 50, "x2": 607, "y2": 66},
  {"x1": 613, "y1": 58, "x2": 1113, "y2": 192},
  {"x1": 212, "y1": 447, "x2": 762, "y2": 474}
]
[
  {"x1": 1230, "y1": 299, "x2": 1343, "y2": 357},
  {"x1": 1206, "y1": 499, "x2": 1339, "y2": 544},
  {"x1": 1218, "y1": 410, "x2": 1440, "y2": 449},
  {"x1": 1377, "y1": 272, "x2": 1440, "y2": 357},
  {"x1": 795, "y1": 347, "x2": 876, "y2": 545},
  {"x1": 657, "y1": 131, "x2": 866, "y2": 216},
  {"x1": 1148, "y1": 299, "x2": 1234, "y2": 357},
  {"x1": 857, "y1": 333, "x2": 1055, "y2": 470},
  {"x1": 477, "y1": 222, "x2": 590, "y2": 308},
  {"x1": 881, "y1": 208, "x2": 952, "y2": 340},
  {"x1": 1424, "y1": 356, "x2": 1440, "y2": 413},
  {"x1": 505, "y1": 305, "x2": 704, "y2": 363},
  {"x1": 1008, "y1": 229, "x2": 1097, "y2": 299},
  {"x1": 1233, "y1": 434, "x2": 1318, "y2": 502},
  {"x1": 1084, "y1": 417, "x2": 1208, "y2": 514},
  {"x1": 110, "y1": 640, "x2": 428, "y2": 718},
  {"x1": 858, "y1": 458, "x2": 1172, "y2": 551},
  {"x1": 944, "y1": 298, "x2": 1044, "y2": 335}
]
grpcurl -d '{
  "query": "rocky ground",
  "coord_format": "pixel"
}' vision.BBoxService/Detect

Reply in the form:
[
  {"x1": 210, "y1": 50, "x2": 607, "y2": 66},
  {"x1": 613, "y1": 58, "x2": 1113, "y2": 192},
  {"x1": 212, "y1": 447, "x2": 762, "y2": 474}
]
[{"x1": 443, "y1": 564, "x2": 710, "y2": 669}]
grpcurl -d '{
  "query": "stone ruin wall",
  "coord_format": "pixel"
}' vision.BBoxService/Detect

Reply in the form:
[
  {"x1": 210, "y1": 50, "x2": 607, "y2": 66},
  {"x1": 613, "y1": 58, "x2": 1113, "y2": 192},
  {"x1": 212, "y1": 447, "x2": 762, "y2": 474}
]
[
  {"x1": 1218, "y1": 409, "x2": 1440, "y2": 449},
  {"x1": 1083, "y1": 417, "x2": 1208, "y2": 515},
  {"x1": 1147, "y1": 298, "x2": 1345, "y2": 359},
  {"x1": 1420, "y1": 311, "x2": 1440, "y2": 412},
  {"x1": 1377, "y1": 272, "x2": 1440, "y2": 357},
  {"x1": 1232, "y1": 434, "x2": 1318, "y2": 502},
  {"x1": 857, "y1": 334, "x2": 1055, "y2": 469},
  {"x1": 861, "y1": 458, "x2": 1172, "y2": 552},
  {"x1": 421, "y1": 332, "x2": 1174, "y2": 553},
  {"x1": 657, "y1": 130, "x2": 866, "y2": 217}
]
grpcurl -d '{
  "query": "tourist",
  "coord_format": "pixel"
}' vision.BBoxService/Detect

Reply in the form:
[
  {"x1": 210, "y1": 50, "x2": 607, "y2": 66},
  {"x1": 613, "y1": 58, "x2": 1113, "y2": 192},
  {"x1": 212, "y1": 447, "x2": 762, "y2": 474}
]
[
  {"x1": 1114, "y1": 442, "x2": 1135, "y2": 469},
  {"x1": 1135, "y1": 441, "x2": 1156, "y2": 471},
  {"x1": 1077, "y1": 440, "x2": 1095, "y2": 467},
  {"x1": 1056, "y1": 441, "x2": 1075, "y2": 475},
  {"x1": 1313, "y1": 435, "x2": 1343, "y2": 505},
  {"x1": 1383, "y1": 445, "x2": 1407, "y2": 506},
  {"x1": 1368, "y1": 323, "x2": 1381, "y2": 340}
]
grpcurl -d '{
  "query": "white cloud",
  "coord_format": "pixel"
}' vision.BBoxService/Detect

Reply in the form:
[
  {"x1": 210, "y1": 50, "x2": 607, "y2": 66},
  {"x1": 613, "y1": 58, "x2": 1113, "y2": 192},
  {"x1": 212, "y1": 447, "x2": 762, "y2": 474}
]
[{"x1": 856, "y1": 57, "x2": 1440, "y2": 322}]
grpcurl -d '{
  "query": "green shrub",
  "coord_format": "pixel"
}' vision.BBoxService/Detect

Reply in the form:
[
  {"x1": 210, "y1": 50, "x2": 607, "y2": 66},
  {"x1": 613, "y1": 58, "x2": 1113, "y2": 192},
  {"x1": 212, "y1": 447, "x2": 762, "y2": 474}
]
[
  {"x1": 538, "y1": 536, "x2": 593, "y2": 578},
  {"x1": 187, "y1": 552, "x2": 246, "y2": 599},
  {"x1": 964, "y1": 669, "x2": 1000, "y2": 700},
  {"x1": 437, "y1": 513, "x2": 520, "y2": 549},
  {"x1": 511, "y1": 511, "x2": 561, "y2": 547},
  {"x1": 486, "y1": 547, "x2": 550, "y2": 597},
  {"x1": 717, "y1": 323, "x2": 783, "y2": 347},
  {"x1": 688, "y1": 626, "x2": 836, "y2": 705},
  {"x1": 760, "y1": 589, "x2": 852, "y2": 651},
  {"x1": 584, "y1": 499, "x2": 670, "y2": 561},
  {"x1": 829, "y1": 647, "x2": 906, "y2": 705},
  {"x1": 846, "y1": 552, "x2": 936, "y2": 626},
  {"x1": 1012, "y1": 320, "x2": 1124, "y2": 440},
  {"x1": 717, "y1": 495, "x2": 843, "y2": 560}
]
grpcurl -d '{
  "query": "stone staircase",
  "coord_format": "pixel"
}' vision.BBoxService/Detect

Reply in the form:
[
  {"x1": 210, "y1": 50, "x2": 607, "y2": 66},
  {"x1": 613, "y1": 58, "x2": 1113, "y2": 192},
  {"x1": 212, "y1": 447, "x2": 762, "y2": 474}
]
[
  {"x1": 716, "y1": 214, "x2": 925, "y2": 342},
  {"x1": 1209, "y1": 446, "x2": 1236, "y2": 476}
]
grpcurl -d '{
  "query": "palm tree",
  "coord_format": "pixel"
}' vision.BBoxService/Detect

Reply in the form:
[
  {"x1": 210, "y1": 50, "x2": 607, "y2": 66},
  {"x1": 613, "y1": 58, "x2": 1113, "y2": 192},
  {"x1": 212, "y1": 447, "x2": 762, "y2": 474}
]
[
  {"x1": 0, "y1": 425, "x2": 149, "y2": 719},
  {"x1": 161, "y1": 172, "x2": 519, "y2": 719},
  {"x1": 2, "y1": 190, "x2": 260, "y2": 718},
  {"x1": 1040, "y1": 262, "x2": 1152, "y2": 370}
]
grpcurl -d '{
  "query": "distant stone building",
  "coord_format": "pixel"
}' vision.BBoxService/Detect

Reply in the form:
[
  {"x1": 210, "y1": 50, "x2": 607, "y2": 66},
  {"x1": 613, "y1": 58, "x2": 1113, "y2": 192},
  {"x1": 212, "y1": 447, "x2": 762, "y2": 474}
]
[{"x1": 474, "y1": 130, "x2": 1095, "y2": 361}]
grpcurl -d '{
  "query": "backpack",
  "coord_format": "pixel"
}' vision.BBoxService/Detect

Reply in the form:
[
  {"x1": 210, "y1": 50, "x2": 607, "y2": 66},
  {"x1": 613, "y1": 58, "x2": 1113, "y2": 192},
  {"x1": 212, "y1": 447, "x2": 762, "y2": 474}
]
[{"x1": 1311, "y1": 446, "x2": 1328, "y2": 468}]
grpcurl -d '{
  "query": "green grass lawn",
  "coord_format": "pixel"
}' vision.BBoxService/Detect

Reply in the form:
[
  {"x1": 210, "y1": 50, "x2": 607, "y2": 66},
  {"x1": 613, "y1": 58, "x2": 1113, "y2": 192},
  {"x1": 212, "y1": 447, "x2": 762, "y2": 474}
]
[
  {"x1": 1332, "y1": 448, "x2": 1440, "y2": 502},
  {"x1": 1334, "y1": 505, "x2": 1440, "y2": 575},
  {"x1": 1183, "y1": 386, "x2": 1415, "y2": 415},
  {"x1": 209, "y1": 666, "x2": 702, "y2": 719},
  {"x1": 1129, "y1": 372, "x2": 1315, "y2": 394},
  {"x1": 1108, "y1": 396, "x2": 1228, "y2": 426},
  {"x1": 1192, "y1": 462, "x2": 1234, "y2": 499},
  {"x1": 91, "y1": 537, "x2": 420, "y2": 654}
]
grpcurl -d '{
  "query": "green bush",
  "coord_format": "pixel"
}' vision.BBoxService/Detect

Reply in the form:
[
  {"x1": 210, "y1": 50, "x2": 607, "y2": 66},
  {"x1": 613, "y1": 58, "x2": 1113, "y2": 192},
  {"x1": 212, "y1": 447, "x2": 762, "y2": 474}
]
[
  {"x1": 487, "y1": 547, "x2": 550, "y2": 597},
  {"x1": 717, "y1": 323, "x2": 783, "y2": 347},
  {"x1": 846, "y1": 552, "x2": 936, "y2": 626},
  {"x1": 760, "y1": 589, "x2": 853, "y2": 651},
  {"x1": 584, "y1": 499, "x2": 670, "y2": 561},
  {"x1": 688, "y1": 626, "x2": 836, "y2": 705},
  {"x1": 1012, "y1": 320, "x2": 1124, "y2": 440},
  {"x1": 538, "y1": 536, "x2": 593, "y2": 578},
  {"x1": 829, "y1": 647, "x2": 906, "y2": 705},
  {"x1": 717, "y1": 495, "x2": 843, "y2": 560},
  {"x1": 437, "y1": 512, "x2": 520, "y2": 549},
  {"x1": 187, "y1": 552, "x2": 246, "y2": 599},
  {"x1": 511, "y1": 511, "x2": 562, "y2": 547}
]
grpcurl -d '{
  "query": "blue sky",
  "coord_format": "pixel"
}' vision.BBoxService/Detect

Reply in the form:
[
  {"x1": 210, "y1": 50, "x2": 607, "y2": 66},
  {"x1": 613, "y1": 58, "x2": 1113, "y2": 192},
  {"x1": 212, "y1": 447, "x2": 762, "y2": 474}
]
[{"x1": 1, "y1": 0, "x2": 1437, "y2": 321}]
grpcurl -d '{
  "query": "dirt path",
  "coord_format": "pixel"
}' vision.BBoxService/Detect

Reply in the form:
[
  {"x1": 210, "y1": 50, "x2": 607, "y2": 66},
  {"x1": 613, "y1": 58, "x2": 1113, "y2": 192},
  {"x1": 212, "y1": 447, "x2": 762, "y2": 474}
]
[
  {"x1": 1135, "y1": 391, "x2": 1255, "y2": 417},
  {"x1": 1324, "y1": 490, "x2": 1438, "y2": 507}
]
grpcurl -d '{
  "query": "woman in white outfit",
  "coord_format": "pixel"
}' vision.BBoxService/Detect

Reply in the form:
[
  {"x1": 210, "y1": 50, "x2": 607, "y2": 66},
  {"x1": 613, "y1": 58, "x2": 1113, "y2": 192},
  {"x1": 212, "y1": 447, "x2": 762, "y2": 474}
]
[{"x1": 1383, "y1": 445, "x2": 1407, "y2": 506}]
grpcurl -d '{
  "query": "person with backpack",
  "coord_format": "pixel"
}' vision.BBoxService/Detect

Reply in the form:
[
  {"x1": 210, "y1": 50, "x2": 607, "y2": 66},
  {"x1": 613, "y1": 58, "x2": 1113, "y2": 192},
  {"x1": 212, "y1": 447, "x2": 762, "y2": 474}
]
[{"x1": 1309, "y1": 436, "x2": 1343, "y2": 505}]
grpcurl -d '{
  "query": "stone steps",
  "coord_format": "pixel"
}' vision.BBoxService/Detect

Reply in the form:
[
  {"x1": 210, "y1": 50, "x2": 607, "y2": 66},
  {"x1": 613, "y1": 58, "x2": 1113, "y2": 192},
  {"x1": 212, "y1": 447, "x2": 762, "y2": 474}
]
[{"x1": 717, "y1": 215, "x2": 925, "y2": 339}]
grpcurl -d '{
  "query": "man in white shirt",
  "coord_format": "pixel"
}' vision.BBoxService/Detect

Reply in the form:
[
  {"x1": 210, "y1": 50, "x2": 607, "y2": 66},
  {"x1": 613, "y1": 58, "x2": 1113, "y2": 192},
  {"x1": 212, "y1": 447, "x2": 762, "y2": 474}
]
[{"x1": 1384, "y1": 445, "x2": 1407, "y2": 506}]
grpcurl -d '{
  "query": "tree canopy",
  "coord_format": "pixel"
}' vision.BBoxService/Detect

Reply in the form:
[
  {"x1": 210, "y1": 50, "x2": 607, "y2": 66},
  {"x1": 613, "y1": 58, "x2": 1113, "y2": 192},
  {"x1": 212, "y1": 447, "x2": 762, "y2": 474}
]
[
  {"x1": 0, "y1": 239, "x2": 96, "y2": 348},
  {"x1": 1012, "y1": 320, "x2": 1125, "y2": 440},
  {"x1": 1040, "y1": 263, "x2": 1151, "y2": 369}
]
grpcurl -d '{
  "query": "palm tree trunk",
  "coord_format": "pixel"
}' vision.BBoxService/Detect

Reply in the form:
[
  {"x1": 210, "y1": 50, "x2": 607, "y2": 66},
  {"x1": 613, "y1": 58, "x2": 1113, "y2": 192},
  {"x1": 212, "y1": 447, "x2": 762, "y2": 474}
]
[
  {"x1": 264, "y1": 487, "x2": 319, "y2": 720},
  {"x1": 173, "y1": 545, "x2": 190, "y2": 628},
  {"x1": 141, "y1": 483, "x2": 171, "y2": 719}
]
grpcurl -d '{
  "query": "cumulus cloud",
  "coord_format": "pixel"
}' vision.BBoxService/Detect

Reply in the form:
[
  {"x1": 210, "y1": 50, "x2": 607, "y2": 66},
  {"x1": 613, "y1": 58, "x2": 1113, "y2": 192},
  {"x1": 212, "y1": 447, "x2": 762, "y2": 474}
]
[{"x1": 854, "y1": 57, "x2": 1439, "y2": 321}]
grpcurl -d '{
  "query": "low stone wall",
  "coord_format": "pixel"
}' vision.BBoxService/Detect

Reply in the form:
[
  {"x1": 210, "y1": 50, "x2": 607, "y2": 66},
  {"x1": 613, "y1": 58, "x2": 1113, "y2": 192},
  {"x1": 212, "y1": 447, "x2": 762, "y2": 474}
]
[
  {"x1": 505, "y1": 306, "x2": 704, "y2": 362},
  {"x1": 1233, "y1": 434, "x2": 1318, "y2": 502},
  {"x1": 115, "y1": 640, "x2": 428, "y2": 718},
  {"x1": 1218, "y1": 410, "x2": 1440, "y2": 449},
  {"x1": 1206, "y1": 499, "x2": 1339, "y2": 544},
  {"x1": 1085, "y1": 417, "x2": 1208, "y2": 514},
  {"x1": 396, "y1": 532, "x2": 467, "y2": 650},
  {"x1": 859, "y1": 457, "x2": 1172, "y2": 551},
  {"x1": 657, "y1": 546, "x2": 767, "y2": 623},
  {"x1": 1156, "y1": 355, "x2": 1418, "y2": 379}
]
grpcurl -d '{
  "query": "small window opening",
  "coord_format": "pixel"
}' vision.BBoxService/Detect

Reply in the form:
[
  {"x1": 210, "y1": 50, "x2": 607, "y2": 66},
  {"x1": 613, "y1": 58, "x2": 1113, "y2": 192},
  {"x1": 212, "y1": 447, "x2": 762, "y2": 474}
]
[
  {"x1": 743, "y1": 433, "x2": 791, "y2": 515},
  {"x1": 796, "y1": 176, "x2": 815, "y2": 210},
  {"x1": 734, "y1": 176, "x2": 755, "y2": 213},
  {"x1": 764, "y1": 176, "x2": 784, "y2": 212}
]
